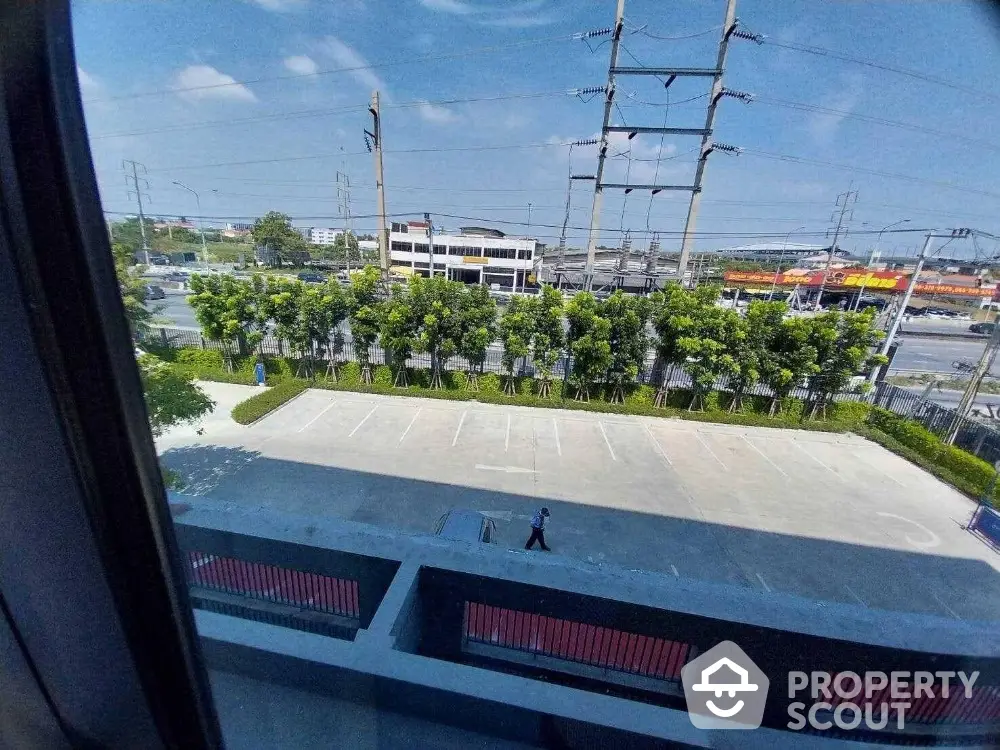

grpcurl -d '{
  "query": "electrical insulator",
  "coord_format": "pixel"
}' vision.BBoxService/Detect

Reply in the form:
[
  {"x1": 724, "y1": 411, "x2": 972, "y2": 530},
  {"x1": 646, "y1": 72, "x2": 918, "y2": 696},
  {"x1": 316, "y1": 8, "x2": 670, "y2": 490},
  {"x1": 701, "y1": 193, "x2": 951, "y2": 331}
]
[
  {"x1": 731, "y1": 27, "x2": 764, "y2": 44},
  {"x1": 720, "y1": 88, "x2": 754, "y2": 103},
  {"x1": 713, "y1": 142, "x2": 742, "y2": 155},
  {"x1": 574, "y1": 27, "x2": 613, "y2": 40}
]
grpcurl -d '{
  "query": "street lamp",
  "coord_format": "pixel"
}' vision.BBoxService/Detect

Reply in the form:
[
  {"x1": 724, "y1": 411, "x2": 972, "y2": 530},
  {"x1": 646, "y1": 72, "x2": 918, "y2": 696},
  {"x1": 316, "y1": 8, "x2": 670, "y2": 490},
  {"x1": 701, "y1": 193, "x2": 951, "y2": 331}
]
[
  {"x1": 852, "y1": 219, "x2": 910, "y2": 311},
  {"x1": 172, "y1": 180, "x2": 208, "y2": 263},
  {"x1": 769, "y1": 225, "x2": 805, "y2": 301}
]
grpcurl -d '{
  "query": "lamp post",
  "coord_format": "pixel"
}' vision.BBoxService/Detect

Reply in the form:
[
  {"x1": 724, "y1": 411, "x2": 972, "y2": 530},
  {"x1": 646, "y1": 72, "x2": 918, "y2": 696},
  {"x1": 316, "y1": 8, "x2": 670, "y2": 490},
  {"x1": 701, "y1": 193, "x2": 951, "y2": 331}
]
[
  {"x1": 852, "y1": 219, "x2": 909, "y2": 311},
  {"x1": 769, "y1": 225, "x2": 805, "y2": 301},
  {"x1": 172, "y1": 180, "x2": 207, "y2": 263}
]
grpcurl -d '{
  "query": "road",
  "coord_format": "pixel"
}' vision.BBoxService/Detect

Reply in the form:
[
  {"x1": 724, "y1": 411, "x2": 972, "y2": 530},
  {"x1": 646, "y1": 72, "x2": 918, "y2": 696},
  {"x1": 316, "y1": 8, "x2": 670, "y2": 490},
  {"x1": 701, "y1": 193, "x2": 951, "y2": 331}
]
[
  {"x1": 891, "y1": 336, "x2": 996, "y2": 374},
  {"x1": 147, "y1": 289, "x2": 198, "y2": 329}
]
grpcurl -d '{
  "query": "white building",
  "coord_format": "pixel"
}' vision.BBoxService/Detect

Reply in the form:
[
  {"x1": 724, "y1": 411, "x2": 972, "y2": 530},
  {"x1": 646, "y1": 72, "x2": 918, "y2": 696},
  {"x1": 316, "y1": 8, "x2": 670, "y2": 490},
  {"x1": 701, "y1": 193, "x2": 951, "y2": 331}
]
[
  {"x1": 389, "y1": 222, "x2": 536, "y2": 289},
  {"x1": 306, "y1": 227, "x2": 343, "y2": 246}
]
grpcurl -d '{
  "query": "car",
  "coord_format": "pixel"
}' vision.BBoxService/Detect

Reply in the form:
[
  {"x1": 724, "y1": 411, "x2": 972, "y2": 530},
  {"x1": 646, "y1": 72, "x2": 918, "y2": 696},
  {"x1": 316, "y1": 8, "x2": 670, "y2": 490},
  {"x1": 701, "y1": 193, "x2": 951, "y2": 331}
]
[
  {"x1": 970, "y1": 322, "x2": 995, "y2": 335},
  {"x1": 433, "y1": 510, "x2": 497, "y2": 544},
  {"x1": 297, "y1": 271, "x2": 326, "y2": 283},
  {"x1": 162, "y1": 272, "x2": 190, "y2": 283},
  {"x1": 145, "y1": 284, "x2": 165, "y2": 300}
]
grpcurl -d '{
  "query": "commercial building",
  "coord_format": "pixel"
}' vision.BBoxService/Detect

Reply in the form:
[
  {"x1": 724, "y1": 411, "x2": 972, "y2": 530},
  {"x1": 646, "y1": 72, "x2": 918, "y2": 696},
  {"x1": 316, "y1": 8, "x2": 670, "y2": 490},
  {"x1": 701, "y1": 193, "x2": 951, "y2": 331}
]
[
  {"x1": 389, "y1": 221, "x2": 537, "y2": 289},
  {"x1": 306, "y1": 227, "x2": 343, "y2": 246}
]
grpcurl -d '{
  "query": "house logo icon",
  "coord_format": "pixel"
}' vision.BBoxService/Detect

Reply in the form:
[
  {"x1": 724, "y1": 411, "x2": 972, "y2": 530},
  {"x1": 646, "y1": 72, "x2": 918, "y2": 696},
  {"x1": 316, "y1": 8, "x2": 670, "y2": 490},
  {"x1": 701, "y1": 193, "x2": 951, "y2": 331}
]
[{"x1": 681, "y1": 641, "x2": 770, "y2": 730}]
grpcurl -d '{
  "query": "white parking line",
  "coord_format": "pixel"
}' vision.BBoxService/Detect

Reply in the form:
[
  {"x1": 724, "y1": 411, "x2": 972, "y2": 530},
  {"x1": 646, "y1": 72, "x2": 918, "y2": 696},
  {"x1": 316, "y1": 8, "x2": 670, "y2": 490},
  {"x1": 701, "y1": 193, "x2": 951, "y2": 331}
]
[
  {"x1": 347, "y1": 405, "x2": 378, "y2": 437},
  {"x1": 741, "y1": 436, "x2": 788, "y2": 478},
  {"x1": 643, "y1": 423, "x2": 673, "y2": 466},
  {"x1": 670, "y1": 564, "x2": 679, "y2": 577},
  {"x1": 755, "y1": 572, "x2": 772, "y2": 593},
  {"x1": 398, "y1": 408, "x2": 421, "y2": 444},
  {"x1": 793, "y1": 441, "x2": 842, "y2": 479},
  {"x1": 844, "y1": 585, "x2": 867, "y2": 606},
  {"x1": 552, "y1": 418, "x2": 562, "y2": 456},
  {"x1": 297, "y1": 399, "x2": 337, "y2": 433},
  {"x1": 505, "y1": 414, "x2": 511, "y2": 452},
  {"x1": 695, "y1": 432, "x2": 728, "y2": 471},
  {"x1": 598, "y1": 422, "x2": 617, "y2": 461},
  {"x1": 452, "y1": 410, "x2": 467, "y2": 447},
  {"x1": 930, "y1": 591, "x2": 962, "y2": 620}
]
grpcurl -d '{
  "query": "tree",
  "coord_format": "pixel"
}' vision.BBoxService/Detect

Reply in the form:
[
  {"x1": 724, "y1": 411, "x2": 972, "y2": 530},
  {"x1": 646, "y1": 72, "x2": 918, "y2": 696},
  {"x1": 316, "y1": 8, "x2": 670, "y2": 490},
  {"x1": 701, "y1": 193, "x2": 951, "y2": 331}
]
[
  {"x1": 379, "y1": 283, "x2": 418, "y2": 386},
  {"x1": 498, "y1": 296, "x2": 534, "y2": 395},
  {"x1": 263, "y1": 277, "x2": 304, "y2": 362},
  {"x1": 410, "y1": 275, "x2": 464, "y2": 389},
  {"x1": 603, "y1": 290, "x2": 652, "y2": 403},
  {"x1": 529, "y1": 285, "x2": 565, "y2": 398},
  {"x1": 674, "y1": 286, "x2": 739, "y2": 411},
  {"x1": 113, "y1": 242, "x2": 153, "y2": 338},
  {"x1": 805, "y1": 309, "x2": 887, "y2": 418},
  {"x1": 455, "y1": 283, "x2": 498, "y2": 390},
  {"x1": 137, "y1": 354, "x2": 215, "y2": 437},
  {"x1": 727, "y1": 301, "x2": 785, "y2": 412},
  {"x1": 188, "y1": 274, "x2": 241, "y2": 370},
  {"x1": 316, "y1": 279, "x2": 350, "y2": 380},
  {"x1": 564, "y1": 292, "x2": 611, "y2": 401},
  {"x1": 347, "y1": 266, "x2": 383, "y2": 384},
  {"x1": 251, "y1": 211, "x2": 306, "y2": 267},
  {"x1": 760, "y1": 316, "x2": 818, "y2": 417}
]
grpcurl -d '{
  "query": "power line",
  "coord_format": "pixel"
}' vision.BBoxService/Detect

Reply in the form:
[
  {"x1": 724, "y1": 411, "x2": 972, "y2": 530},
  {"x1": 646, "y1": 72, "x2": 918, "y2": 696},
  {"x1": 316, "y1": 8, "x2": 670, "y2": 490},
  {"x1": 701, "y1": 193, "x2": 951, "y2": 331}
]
[
  {"x1": 90, "y1": 90, "x2": 576, "y2": 140},
  {"x1": 761, "y1": 37, "x2": 1000, "y2": 104},
  {"x1": 84, "y1": 33, "x2": 576, "y2": 103},
  {"x1": 624, "y1": 21, "x2": 722, "y2": 41}
]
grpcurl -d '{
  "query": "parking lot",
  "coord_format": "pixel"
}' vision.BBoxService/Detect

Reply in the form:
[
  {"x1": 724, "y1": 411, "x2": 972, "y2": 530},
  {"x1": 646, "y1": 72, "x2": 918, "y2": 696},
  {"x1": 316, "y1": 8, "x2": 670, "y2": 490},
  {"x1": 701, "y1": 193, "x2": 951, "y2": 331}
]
[{"x1": 162, "y1": 385, "x2": 1000, "y2": 622}]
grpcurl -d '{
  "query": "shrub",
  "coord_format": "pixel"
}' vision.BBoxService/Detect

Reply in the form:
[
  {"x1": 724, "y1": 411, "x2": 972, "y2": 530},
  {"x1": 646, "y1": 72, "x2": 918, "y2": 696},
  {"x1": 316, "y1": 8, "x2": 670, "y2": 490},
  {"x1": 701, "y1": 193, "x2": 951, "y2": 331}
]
[
  {"x1": 231, "y1": 380, "x2": 308, "y2": 425},
  {"x1": 175, "y1": 348, "x2": 224, "y2": 369},
  {"x1": 479, "y1": 372, "x2": 502, "y2": 394},
  {"x1": 828, "y1": 400, "x2": 870, "y2": 426},
  {"x1": 373, "y1": 365, "x2": 394, "y2": 387},
  {"x1": 868, "y1": 408, "x2": 941, "y2": 456},
  {"x1": 340, "y1": 361, "x2": 362, "y2": 385},
  {"x1": 702, "y1": 391, "x2": 721, "y2": 412},
  {"x1": 624, "y1": 384, "x2": 656, "y2": 407},
  {"x1": 935, "y1": 444, "x2": 994, "y2": 491},
  {"x1": 517, "y1": 376, "x2": 534, "y2": 396},
  {"x1": 448, "y1": 371, "x2": 468, "y2": 391},
  {"x1": 409, "y1": 367, "x2": 431, "y2": 389}
]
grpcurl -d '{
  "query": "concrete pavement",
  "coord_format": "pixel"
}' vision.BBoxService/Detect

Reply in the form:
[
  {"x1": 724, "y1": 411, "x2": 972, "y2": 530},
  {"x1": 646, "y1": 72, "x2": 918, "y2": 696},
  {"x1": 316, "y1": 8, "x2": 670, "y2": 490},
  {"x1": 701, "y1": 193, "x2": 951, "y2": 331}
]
[{"x1": 160, "y1": 389, "x2": 1000, "y2": 622}]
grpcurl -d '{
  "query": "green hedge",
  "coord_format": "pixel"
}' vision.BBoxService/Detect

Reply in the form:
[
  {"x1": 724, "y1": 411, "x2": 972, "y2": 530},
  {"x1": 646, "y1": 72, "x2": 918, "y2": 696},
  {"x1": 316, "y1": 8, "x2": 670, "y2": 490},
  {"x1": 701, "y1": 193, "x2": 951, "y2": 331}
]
[{"x1": 231, "y1": 380, "x2": 308, "y2": 425}]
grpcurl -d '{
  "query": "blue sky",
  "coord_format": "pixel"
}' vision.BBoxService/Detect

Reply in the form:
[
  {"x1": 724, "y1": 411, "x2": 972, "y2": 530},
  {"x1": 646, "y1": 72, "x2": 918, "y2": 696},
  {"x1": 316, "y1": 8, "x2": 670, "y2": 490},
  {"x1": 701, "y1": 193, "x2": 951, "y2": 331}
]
[{"x1": 73, "y1": 0, "x2": 1000, "y2": 257}]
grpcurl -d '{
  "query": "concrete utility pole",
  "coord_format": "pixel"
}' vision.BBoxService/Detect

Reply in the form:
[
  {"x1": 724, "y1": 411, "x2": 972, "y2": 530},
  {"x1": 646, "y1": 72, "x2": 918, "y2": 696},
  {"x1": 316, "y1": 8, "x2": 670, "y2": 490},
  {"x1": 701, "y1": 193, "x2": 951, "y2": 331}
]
[
  {"x1": 946, "y1": 313, "x2": 1000, "y2": 444},
  {"x1": 676, "y1": 0, "x2": 738, "y2": 286},
  {"x1": 172, "y1": 181, "x2": 207, "y2": 263},
  {"x1": 425, "y1": 212, "x2": 436, "y2": 278},
  {"x1": 814, "y1": 187, "x2": 857, "y2": 310},
  {"x1": 123, "y1": 159, "x2": 150, "y2": 252},
  {"x1": 367, "y1": 91, "x2": 390, "y2": 277}
]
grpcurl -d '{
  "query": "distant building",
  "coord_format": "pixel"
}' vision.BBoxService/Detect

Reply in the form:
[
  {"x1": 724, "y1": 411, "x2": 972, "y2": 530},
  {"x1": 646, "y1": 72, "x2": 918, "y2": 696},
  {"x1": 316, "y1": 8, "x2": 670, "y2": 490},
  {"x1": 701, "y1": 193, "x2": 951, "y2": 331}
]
[
  {"x1": 153, "y1": 219, "x2": 196, "y2": 231},
  {"x1": 223, "y1": 221, "x2": 254, "y2": 239},
  {"x1": 305, "y1": 227, "x2": 343, "y2": 246},
  {"x1": 388, "y1": 222, "x2": 537, "y2": 289},
  {"x1": 710, "y1": 243, "x2": 840, "y2": 261}
]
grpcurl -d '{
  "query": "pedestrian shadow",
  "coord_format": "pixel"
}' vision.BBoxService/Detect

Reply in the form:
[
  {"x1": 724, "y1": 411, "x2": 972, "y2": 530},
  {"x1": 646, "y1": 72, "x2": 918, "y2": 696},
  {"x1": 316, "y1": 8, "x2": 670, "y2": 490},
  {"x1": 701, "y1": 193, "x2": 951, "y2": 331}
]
[{"x1": 161, "y1": 444, "x2": 262, "y2": 497}]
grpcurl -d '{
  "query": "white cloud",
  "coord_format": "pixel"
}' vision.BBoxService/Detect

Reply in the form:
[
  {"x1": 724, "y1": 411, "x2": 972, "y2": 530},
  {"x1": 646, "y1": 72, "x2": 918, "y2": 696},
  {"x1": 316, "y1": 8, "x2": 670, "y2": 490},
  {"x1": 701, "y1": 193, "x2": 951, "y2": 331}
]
[
  {"x1": 77, "y1": 67, "x2": 99, "y2": 90},
  {"x1": 478, "y1": 14, "x2": 555, "y2": 28},
  {"x1": 246, "y1": 0, "x2": 308, "y2": 11},
  {"x1": 418, "y1": 0, "x2": 475, "y2": 13},
  {"x1": 418, "y1": 101, "x2": 458, "y2": 124},
  {"x1": 808, "y1": 71, "x2": 864, "y2": 144},
  {"x1": 319, "y1": 37, "x2": 386, "y2": 95},
  {"x1": 171, "y1": 65, "x2": 257, "y2": 102},
  {"x1": 284, "y1": 55, "x2": 319, "y2": 76}
]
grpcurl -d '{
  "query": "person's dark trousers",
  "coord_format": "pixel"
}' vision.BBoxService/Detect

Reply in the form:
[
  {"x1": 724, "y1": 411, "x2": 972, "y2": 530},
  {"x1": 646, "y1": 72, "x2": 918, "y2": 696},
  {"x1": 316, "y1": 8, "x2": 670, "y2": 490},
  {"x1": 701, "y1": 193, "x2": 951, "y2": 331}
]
[{"x1": 525, "y1": 527, "x2": 550, "y2": 551}]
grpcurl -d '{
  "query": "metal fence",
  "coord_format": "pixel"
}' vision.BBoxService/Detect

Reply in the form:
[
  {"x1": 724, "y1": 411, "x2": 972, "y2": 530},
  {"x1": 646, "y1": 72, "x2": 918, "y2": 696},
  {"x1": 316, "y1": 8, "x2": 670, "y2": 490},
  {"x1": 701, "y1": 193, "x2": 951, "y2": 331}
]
[
  {"x1": 870, "y1": 382, "x2": 1000, "y2": 465},
  {"x1": 463, "y1": 601, "x2": 694, "y2": 684}
]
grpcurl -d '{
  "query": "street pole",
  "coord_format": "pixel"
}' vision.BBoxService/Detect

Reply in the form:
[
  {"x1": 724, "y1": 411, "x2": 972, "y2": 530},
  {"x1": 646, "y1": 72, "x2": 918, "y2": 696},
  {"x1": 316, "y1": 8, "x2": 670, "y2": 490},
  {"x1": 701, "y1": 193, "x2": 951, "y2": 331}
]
[
  {"x1": 425, "y1": 212, "x2": 436, "y2": 279},
  {"x1": 676, "y1": 0, "x2": 738, "y2": 287},
  {"x1": 584, "y1": 0, "x2": 626, "y2": 291},
  {"x1": 368, "y1": 91, "x2": 390, "y2": 278},
  {"x1": 769, "y1": 225, "x2": 805, "y2": 300},
  {"x1": 852, "y1": 219, "x2": 909, "y2": 311},
  {"x1": 946, "y1": 312, "x2": 1000, "y2": 444},
  {"x1": 172, "y1": 181, "x2": 207, "y2": 263}
]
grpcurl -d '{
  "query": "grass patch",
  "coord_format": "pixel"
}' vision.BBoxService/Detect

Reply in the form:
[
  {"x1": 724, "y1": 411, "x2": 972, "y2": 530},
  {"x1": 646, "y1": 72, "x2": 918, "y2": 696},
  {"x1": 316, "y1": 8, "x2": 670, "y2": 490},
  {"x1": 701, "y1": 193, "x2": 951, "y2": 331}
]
[{"x1": 231, "y1": 380, "x2": 308, "y2": 425}]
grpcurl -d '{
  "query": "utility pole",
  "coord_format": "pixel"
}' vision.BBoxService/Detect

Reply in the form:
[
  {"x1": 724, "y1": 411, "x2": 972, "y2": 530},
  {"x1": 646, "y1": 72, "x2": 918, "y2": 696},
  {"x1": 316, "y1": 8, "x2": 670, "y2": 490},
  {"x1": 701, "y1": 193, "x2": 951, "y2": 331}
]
[
  {"x1": 366, "y1": 91, "x2": 390, "y2": 278},
  {"x1": 877, "y1": 232, "x2": 934, "y2": 368},
  {"x1": 947, "y1": 314, "x2": 1000, "y2": 444},
  {"x1": 425, "y1": 212, "x2": 436, "y2": 279},
  {"x1": 337, "y1": 160, "x2": 354, "y2": 274},
  {"x1": 676, "y1": 0, "x2": 739, "y2": 286},
  {"x1": 814, "y1": 187, "x2": 857, "y2": 310},
  {"x1": 123, "y1": 159, "x2": 150, "y2": 252}
]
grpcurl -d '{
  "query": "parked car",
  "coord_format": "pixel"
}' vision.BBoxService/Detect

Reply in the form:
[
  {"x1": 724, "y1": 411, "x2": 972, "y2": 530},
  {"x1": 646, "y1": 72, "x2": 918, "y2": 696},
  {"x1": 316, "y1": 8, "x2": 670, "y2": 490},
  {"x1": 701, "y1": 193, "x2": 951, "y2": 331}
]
[
  {"x1": 144, "y1": 284, "x2": 166, "y2": 300},
  {"x1": 297, "y1": 271, "x2": 326, "y2": 283},
  {"x1": 163, "y1": 272, "x2": 190, "y2": 283},
  {"x1": 970, "y1": 322, "x2": 995, "y2": 335},
  {"x1": 434, "y1": 510, "x2": 497, "y2": 544}
]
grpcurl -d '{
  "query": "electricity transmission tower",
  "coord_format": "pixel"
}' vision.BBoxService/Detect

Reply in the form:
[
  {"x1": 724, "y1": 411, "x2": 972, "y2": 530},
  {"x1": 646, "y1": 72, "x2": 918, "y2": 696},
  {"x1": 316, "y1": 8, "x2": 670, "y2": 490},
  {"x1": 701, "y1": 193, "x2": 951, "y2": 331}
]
[
  {"x1": 123, "y1": 159, "x2": 151, "y2": 252},
  {"x1": 582, "y1": 0, "x2": 752, "y2": 291},
  {"x1": 337, "y1": 162, "x2": 354, "y2": 273},
  {"x1": 814, "y1": 187, "x2": 858, "y2": 310},
  {"x1": 556, "y1": 139, "x2": 599, "y2": 290}
]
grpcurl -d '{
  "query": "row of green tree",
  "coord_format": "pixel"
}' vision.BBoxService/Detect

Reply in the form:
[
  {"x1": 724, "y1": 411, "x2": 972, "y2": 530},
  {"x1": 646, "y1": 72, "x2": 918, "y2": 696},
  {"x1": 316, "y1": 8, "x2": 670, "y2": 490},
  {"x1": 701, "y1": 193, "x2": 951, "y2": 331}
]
[{"x1": 185, "y1": 266, "x2": 887, "y2": 416}]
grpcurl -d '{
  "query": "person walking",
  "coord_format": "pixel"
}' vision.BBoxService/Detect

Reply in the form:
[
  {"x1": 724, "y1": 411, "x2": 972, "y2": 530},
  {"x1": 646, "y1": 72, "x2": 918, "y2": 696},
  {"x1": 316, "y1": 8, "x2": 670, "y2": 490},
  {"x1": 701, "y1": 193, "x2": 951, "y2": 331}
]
[{"x1": 524, "y1": 507, "x2": 551, "y2": 551}]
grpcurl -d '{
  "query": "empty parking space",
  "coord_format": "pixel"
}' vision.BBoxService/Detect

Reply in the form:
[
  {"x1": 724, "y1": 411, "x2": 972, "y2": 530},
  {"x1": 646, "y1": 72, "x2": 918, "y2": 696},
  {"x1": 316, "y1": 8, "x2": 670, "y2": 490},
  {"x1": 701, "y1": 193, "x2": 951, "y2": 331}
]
[{"x1": 166, "y1": 390, "x2": 1000, "y2": 622}]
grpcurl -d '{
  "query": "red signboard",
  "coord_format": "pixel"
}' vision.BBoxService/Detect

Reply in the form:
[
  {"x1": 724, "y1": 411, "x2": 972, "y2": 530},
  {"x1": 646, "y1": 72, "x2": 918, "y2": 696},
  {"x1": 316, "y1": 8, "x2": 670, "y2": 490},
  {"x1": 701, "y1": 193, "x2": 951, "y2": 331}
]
[{"x1": 723, "y1": 270, "x2": 993, "y2": 297}]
